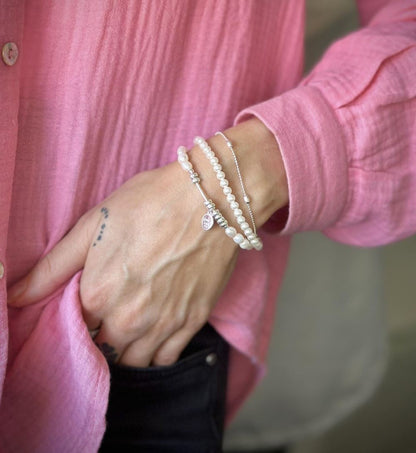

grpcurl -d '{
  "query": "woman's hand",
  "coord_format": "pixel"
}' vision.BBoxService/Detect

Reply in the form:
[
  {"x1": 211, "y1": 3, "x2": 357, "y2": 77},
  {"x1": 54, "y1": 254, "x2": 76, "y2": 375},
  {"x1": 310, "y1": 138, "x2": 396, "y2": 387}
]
[
  {"x1": 7, "y1": 118, "x2": 288, "y2": 367},
  {"x1": 7, "y1": 161, "x2": 239, "y2": 367}
]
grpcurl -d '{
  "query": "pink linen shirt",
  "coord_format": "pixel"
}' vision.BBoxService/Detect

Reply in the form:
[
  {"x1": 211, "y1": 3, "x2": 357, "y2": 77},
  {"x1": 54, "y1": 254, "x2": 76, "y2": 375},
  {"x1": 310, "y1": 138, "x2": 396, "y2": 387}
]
[{"x1": 0, "y1": 0, "x2": 415, "y2": 451}]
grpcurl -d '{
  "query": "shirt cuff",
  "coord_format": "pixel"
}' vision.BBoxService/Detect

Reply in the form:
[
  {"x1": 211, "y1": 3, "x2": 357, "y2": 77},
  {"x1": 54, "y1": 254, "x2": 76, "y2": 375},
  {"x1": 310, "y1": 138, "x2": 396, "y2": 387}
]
[{"x1": 233, "y1": 85, "x2": 349, "y2": 235}]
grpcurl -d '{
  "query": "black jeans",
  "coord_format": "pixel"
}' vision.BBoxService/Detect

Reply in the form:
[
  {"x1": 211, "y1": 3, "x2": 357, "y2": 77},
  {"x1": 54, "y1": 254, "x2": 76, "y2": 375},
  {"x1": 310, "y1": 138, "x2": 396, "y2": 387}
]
[{"x1": 99, "y1": 324, "x2": 230, "y2": 453}]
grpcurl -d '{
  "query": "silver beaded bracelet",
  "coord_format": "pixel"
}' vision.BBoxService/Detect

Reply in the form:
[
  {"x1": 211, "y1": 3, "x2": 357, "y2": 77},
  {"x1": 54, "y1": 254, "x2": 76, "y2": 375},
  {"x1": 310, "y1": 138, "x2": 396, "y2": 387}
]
[
  {"x1": 177, "y1": 145, "x2": 227, "y2": 230},
  {"x1": 193, "y1": 136, "x2": 263, "y2": 251},
  {"x1": 214, "y1": 131, "x2": 257, "y2": 235},
  {"x1": 177, "y1": 145, "x2": 251, "y2": 250}
]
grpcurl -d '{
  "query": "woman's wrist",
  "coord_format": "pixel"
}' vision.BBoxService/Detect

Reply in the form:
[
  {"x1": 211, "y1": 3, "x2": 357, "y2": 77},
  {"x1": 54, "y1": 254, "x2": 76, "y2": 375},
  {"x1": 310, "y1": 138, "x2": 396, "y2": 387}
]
[{"x1": 187, "y1": 117, "x2": 288, "y2": 230}]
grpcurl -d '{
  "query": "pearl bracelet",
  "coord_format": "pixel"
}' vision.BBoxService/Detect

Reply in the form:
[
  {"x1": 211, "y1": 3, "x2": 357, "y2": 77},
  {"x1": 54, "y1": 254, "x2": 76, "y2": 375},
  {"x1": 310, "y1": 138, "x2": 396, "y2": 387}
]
[
  {"x1": 177, "y1": 145, "x2": 252, "y2": 250},
  {"x1": 193, "y1": 136, "x2": 263, "y2": 251},
  {"x1": 177, "y1": 145, "x2": 229, "y2": 231},
  {"x1": 214, "y1": 131, "x2": 257, "y2": 235}
]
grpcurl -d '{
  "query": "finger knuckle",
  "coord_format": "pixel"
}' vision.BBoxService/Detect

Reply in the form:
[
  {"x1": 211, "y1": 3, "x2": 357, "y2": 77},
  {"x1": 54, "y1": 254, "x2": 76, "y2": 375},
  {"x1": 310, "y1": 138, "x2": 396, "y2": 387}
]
[
  {"x1": 158, "y1": 312, "x2": 186, "y2": 334},
  {"x1": 80, "y1": 281, "x2": 107, "y2": 313},
  {"x1": 136, "y1": 310, "x2": 157, "y2": 333},
  {"x1": 112, "y1": 313, "x2": 139, "y2": 336},
  {"x1": 116, "y1": 308, "x2": 155, "y2": 337},
  {"x1": 187, "y1": 309, "x2": 208, "y2": 330},
  {"x1": 154, "y1": 351, "x2": 179, "y2": 367}
]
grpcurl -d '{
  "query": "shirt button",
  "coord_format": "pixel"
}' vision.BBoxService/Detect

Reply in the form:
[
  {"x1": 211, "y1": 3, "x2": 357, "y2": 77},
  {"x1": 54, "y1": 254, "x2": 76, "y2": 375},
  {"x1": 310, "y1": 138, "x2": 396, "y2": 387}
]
[
  {"x1": 2, "y1": 42, "x2": 19, "y2": 66},
  {"x1": 0, "y1": 261, "x2": 4, "y2": 279}
]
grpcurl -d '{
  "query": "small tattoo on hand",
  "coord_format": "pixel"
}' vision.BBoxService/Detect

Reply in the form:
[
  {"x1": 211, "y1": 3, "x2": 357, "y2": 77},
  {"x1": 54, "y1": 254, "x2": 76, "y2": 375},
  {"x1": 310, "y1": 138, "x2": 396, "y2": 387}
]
[
  {"x1": 93, "y1": 207, "x2": 109, "y2": 247},
  {"x1": 96, "y1": 342, "x2": 118, "y2": 363}
]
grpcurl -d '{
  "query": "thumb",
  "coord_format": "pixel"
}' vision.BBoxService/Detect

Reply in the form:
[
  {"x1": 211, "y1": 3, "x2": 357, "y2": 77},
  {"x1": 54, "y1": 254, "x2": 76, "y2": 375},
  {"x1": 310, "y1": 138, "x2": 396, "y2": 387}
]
[{"x1": 7, "y1": 215, "x2": 92, "y2": 307}]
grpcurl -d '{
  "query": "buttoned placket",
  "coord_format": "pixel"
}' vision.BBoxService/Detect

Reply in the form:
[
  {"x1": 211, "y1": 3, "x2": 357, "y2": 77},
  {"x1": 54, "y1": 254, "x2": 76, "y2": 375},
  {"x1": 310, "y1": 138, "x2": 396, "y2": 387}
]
[{"x1": 0, "y1": 0, "x2": 25, "y2": 287}]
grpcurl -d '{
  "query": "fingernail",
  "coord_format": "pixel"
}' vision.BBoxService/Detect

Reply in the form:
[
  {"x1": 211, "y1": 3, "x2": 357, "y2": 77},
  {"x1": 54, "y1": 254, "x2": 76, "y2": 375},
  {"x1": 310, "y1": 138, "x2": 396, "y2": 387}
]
[{"x1": 7, "y1": 279, "x2": 27, "y2": 305}]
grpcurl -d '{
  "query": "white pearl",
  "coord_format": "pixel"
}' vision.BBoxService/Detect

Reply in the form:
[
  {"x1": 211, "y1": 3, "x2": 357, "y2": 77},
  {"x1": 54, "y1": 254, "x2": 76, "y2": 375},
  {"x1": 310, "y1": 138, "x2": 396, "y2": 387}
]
[
  {"x1": 237, "y1": 215, "x2": 245, "y2": 224},
  {"x1": 226, "y1": 194, "x2": 235, "y2": 203},
  {"x1": 253, "y1": 242, "x2": 263, "y2": 251},
  {"x1": 177, "y1": 145, "x2": 187, "y2": 155},
  {"x1": 225, "y1": 227, "x2": 237, "y2": 238},
  {"x1": 210, "y1": 157, "x2": 219, "y2": 165},
  {"x1": 181, "y1": 161, "x2": 192, "y2": 171},
  {"x1": 247, "y1": 232, "x2": 256, "y2": 240},
  {"x1": 194, "y1": 136, "x2": 204, "y2": 144},
  {"x1": 216, "y1": 171, "x2": 225, "y2": 180},
  {"x1": 251, "y1": 238, "x2": 260, "y2": 245},
  {"x1": 233, "y1": 233, "x2": 244, "y2": 244},
  {"x1": 206, "y1": 151, "x2": 214, "y2": 159},
  {"x1": 178, "y1": 154, "x2": 188, "y2": 163},
  {"x1": 230, "y1": 201, "x2": 239, "y2": 210},
  {"x1": 233, "y1": 208, "x2": 243, "y2": 217},
  {"x1": 223, "y1": 187, "x2": 232, "y2": 195},
  {"x1": 219, "y1": 179, "x2": 229, "y2": 187},
  {"x1": 213, "y1": 163, "x2": 222, "y2": 172},
  {"x1": 241, "y1": 222, "x2": 249, "y2": 230},
  {"x1": 240, "y1": 239, "x2": 251, "y2": 249}
]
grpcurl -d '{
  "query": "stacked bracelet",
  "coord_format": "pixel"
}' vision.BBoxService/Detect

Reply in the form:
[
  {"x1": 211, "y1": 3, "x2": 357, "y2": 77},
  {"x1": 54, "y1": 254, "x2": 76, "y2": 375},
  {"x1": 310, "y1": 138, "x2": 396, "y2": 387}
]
[
  {"x1": 177, "y1": 145, "x2": 251, "y2": 249},
  {"x1": 177, "y1": 146, "x2": 229, "y2": 230},
  {"x1": 193, "y1": 136, "x2": 263, "y2": 251},
  {"x1": 214, "y1": 131, "x2": 257, "y2": 235}
]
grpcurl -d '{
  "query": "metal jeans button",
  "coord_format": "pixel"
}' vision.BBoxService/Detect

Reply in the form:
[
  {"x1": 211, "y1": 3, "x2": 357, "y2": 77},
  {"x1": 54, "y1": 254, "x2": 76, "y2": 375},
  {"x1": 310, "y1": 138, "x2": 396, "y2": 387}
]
[{"x1": 205, "y1": 353, "x2": 217, "y2": 366}]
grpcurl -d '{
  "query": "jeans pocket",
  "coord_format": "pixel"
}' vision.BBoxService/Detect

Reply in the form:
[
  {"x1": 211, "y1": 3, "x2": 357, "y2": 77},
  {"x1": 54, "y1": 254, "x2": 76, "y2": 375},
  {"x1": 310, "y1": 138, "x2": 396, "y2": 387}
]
[{"x1": 100, "y1": 324, "x2": 229, "y2": 453}]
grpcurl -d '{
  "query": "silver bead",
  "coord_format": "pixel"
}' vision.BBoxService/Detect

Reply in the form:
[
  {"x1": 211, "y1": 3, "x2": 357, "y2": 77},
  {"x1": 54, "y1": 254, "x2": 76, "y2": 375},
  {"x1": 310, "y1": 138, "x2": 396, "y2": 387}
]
[
  {"x1": 204, "y1": 200, "x2": 216, "y2": 210},
  {"x1": 243, "y1": 195, "x2": 251, "y2": 204},
  {"x1": 217, "y1": 217, "x2": 228, "y2": 228},
  {"x1": 213, "y1": 210, "x2": 227, "y2": 227}
]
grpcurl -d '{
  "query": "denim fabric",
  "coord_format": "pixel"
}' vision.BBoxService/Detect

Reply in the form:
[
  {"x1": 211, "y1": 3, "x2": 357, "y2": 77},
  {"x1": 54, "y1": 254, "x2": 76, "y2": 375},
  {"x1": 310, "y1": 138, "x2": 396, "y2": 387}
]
[{"x1": 99, "y1": 324, "x2": 230, "y2": 453}]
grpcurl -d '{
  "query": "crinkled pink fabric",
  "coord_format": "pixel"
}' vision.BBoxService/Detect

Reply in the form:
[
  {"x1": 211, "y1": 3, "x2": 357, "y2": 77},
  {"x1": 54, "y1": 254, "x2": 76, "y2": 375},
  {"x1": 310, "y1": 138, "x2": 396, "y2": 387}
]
[{"x1": 0, "y1": 1, "x2": 415, "y2": 451}]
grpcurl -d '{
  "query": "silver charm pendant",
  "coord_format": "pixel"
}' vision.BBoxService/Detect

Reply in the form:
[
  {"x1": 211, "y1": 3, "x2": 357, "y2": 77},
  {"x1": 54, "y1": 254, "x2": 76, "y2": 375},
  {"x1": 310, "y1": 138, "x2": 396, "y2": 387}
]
[{"x1": 201, "y1": 212, "x2": 214, "y2": 231}]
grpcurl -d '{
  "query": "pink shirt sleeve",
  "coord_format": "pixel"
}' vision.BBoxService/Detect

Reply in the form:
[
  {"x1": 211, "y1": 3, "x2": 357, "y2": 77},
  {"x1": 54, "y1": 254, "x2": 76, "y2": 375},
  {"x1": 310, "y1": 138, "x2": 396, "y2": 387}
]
[{"x1": 234, "y1": 0, "x2": 416, "y2": 247}]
